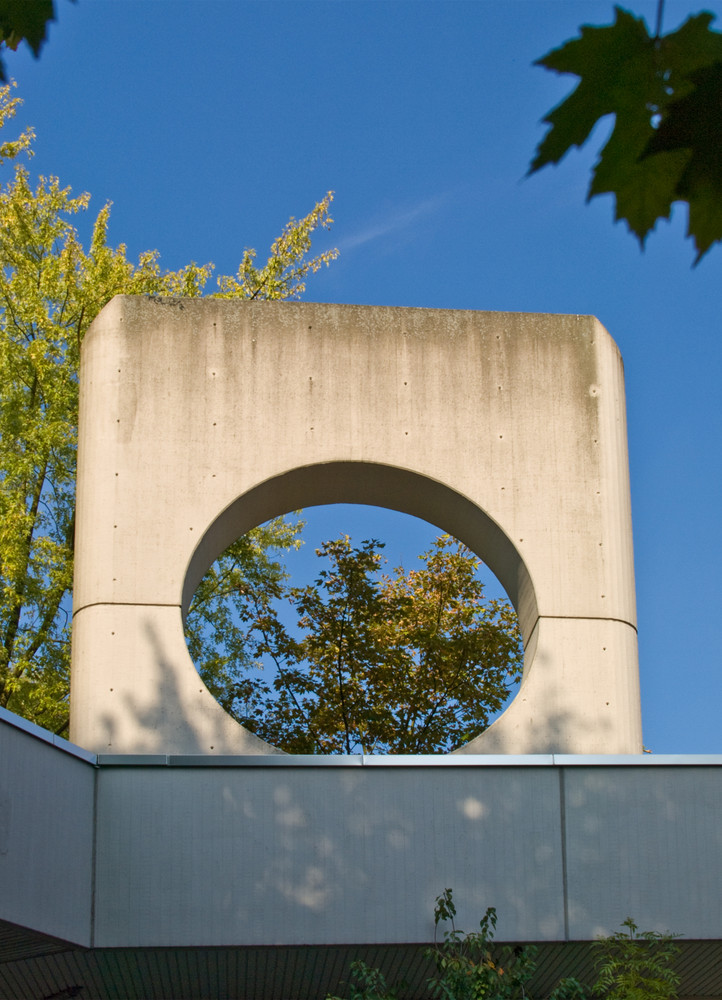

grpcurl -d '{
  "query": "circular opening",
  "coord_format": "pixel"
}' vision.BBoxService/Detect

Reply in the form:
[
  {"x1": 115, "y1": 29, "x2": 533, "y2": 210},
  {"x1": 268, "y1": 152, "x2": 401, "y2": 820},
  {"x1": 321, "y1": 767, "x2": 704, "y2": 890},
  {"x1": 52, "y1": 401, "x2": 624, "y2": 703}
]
[
  {"x1": 185, "y1": 504, "x2": 523, "y2": 754},
  {"x1": 182, "y1": 463, "x2": 535, "y2": 754}
]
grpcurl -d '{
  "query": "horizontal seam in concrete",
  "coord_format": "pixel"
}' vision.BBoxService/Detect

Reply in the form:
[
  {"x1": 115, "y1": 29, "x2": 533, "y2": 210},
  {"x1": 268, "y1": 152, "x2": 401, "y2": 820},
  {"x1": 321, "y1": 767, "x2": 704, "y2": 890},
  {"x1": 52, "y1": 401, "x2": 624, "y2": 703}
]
[
  {"x1": 533, "y1": 614, "x2": 638, "y2": 633},
  {"x1": 72, "y1": 601, "x2": 181, "y2": 618},
  {"x1": 71, "y1": 605, "x2": 638, "y2": 630}
]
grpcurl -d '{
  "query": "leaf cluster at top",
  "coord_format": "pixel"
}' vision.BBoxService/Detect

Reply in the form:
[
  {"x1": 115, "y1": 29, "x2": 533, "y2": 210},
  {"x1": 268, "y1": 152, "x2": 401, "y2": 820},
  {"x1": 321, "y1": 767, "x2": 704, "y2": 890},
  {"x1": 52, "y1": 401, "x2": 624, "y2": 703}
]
[
  {"x1": 0, "y1": 0, "x2": 57, "y2": 81},
  {"x1": 530, "y1": 6, "x2": 722, "y2": 262}
]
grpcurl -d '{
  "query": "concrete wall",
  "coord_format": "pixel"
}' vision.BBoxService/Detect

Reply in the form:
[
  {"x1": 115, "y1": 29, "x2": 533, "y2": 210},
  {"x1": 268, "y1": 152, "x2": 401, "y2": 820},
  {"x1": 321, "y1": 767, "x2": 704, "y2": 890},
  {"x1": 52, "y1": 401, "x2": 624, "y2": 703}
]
[{"x1": 71, "y1": 298, "x2": 641, "y2": 756}]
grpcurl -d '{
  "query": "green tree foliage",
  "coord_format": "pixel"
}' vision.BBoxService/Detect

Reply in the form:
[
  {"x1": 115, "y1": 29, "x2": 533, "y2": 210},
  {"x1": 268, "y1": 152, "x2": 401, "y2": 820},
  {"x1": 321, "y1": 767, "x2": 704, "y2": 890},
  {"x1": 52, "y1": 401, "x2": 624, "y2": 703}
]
[
  {"x1": 190, "y1": 534, "x2": 523, "y2": 754},
  {"x1": 427, "y1": 889, "x2": 541, "y2": 1000},
  {"x1": 592, "y1": 917, "x2": 681, "y2": 1000},
  {"x1": 327, "y1": 961, "x2": 401, "y2": 1000},
  {"x1": 184, "y1": 515, "x2": 305, "y2": 724},
  {"x1": 0, "y1": 81, "x2": 337, "y2": 733},
  {"x1": 530, "y1": 4, "x2": 722, "y2": 262},
  {"x1": 328, "y1": 892, "x2": 679, "y2": 1000}
]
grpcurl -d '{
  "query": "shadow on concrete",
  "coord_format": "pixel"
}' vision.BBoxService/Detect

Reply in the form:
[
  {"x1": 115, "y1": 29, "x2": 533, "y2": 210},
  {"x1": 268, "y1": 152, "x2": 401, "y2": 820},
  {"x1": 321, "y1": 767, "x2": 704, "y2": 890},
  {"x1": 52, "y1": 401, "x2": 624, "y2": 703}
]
[{"x1": 96, "y1": 617, "x2": 279, "y2": 755}]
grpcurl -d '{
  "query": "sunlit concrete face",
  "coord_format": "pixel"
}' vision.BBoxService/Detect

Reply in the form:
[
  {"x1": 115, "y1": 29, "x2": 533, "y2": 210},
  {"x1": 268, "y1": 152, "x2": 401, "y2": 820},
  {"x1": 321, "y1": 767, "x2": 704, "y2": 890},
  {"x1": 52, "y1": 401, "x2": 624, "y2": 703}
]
[{"x1": 70, "y1": 297, "x2": 641, "y2": 755}]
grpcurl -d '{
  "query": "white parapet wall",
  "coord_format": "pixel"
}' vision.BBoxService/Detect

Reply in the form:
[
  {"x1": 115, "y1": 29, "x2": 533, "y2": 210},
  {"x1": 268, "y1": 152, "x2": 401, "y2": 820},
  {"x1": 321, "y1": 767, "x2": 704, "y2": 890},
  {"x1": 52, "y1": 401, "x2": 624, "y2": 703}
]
[
  {"x1": 90, "y1": 753, "x2": 722, "y2": 950},
  {"x1": 70, "y1": 298, "x2": 641, "y2": 756},
  {"x1": 3, "y1": 712, "x2": 722, "y2": 949},
  {"x1": 1, "y1": 712, "x2": 722, "y2": 1000}
]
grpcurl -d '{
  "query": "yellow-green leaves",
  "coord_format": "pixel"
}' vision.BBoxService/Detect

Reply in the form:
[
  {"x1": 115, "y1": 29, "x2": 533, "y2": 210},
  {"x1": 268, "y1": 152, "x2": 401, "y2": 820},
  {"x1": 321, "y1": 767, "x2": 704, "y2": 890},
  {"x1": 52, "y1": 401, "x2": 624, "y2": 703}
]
[
  {"x1": 216, "y1": 191, "x2": 338, "y2": 300},
  {"x1": 0, "y1": 81, "x2": 32, "y2": 162},
  {"x1": 530, "y1": 7, "x2": 722, "y2": 262}
]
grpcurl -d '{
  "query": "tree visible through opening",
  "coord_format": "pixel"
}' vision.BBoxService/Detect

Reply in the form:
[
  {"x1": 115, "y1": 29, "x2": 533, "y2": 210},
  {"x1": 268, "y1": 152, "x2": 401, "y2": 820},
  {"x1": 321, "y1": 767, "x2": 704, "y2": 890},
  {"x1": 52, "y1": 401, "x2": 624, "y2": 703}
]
[{"x1": 184, "y1": 506, "x2": 523, "y2": 754}]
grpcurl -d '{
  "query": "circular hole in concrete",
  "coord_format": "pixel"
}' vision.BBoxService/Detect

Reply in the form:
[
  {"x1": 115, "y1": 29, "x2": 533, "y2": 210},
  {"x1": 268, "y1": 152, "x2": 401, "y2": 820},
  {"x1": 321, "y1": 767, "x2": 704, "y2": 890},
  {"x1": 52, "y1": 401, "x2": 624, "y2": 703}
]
[{"x1": 184, "y1": 503, "x2": 523, "y2": 754}]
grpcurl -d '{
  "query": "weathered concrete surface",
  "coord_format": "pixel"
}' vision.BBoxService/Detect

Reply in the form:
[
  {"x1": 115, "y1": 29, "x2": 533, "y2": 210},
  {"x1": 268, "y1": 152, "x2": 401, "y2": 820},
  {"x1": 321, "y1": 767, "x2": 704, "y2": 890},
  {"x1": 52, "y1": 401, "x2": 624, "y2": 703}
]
[{"x1": 71, "y1": 297, "x2": 640, "y2": 754}]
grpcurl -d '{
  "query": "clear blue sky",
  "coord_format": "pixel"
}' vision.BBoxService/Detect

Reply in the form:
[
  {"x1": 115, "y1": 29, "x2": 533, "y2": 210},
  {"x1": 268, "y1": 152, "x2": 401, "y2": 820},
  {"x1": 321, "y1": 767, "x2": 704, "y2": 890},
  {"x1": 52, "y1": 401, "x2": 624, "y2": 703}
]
[{"x1": 8, "y1": 0, "x2": 722, "y2": 753}]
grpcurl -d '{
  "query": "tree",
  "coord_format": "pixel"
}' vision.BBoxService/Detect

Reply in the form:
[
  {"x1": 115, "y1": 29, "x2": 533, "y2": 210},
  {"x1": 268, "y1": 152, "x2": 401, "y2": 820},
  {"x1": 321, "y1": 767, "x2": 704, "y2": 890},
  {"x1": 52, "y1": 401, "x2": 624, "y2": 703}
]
[
  {"x1": 0, "y1": 81, "x2": 337, "y2": 733},
  {"x1": 194, "y1": 534, "x2": 523, "y2": 754},
  {"x1": 328, "y1": 891, "x2": 680, "y2": 1000},
  {"x1": 593, "y1": 918, "x2": 681, "y2": 1000},
  {"x1": 530, "y1": 3, "x2": 722, "y2": 263},
  {"x1": 184, "y1": 514, "x2": 305, "y2": 725},
  {"x1": 426, "y1": 889, "x2": 541, "y2": 1000}
]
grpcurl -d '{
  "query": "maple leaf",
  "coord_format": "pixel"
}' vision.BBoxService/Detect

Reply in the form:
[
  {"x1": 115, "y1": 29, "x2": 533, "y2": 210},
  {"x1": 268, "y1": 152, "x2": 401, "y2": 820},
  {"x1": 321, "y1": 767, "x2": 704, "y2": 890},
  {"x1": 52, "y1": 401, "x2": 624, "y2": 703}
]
[
  {"x1": 529, "y1": 7, "x2": 655, "y2": 172},
  {"x1": 530, "y1": 6, "x2": 722, "y2": 261},
  {"x1": 0, "y1": 0, "x2": 55, "y2": 79},
  {"x1": 643, "y1": 61, "x2": 722, "y2": 262}
]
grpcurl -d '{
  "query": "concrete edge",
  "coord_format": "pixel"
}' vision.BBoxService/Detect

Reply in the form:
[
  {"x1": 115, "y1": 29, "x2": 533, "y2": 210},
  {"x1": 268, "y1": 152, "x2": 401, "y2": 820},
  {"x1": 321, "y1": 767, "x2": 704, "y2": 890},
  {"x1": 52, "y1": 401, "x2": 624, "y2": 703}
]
[
  {"x1": 3, "y1": 707, "x2": 720, "y2": 768},
  {"x1": 96, "y1": 752, "x2": 722, "y2": 767}
]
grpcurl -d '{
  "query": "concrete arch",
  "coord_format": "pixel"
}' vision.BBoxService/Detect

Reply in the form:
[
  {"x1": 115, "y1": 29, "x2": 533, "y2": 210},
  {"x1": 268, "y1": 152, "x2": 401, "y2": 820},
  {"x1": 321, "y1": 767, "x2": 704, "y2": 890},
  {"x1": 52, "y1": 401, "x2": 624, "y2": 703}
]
[
  {"x1": 70, "y1": 297, "x2": 641, "y2": 755},
  {"x1": 182, "y1": 461, "x2": 537, "y2": 638}
]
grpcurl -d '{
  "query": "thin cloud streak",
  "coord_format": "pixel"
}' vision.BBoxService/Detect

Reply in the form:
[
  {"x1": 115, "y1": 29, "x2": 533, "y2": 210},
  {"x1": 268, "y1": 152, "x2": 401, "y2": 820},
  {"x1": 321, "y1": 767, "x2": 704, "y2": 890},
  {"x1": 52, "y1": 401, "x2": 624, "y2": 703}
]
[{"x1": 338, "y1": 193, "x2": 452, "y2": 252}]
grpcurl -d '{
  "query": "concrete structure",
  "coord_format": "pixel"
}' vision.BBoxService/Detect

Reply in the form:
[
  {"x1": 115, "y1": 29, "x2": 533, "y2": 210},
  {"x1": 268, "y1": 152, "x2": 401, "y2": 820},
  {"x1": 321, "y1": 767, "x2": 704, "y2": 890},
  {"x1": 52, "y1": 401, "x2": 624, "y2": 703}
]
[
  {"x1": 2, "y1": 710, "x2": 722, "y2": 1000},
  {"x1": 71, "y1": 297, "x2": 641, "y2": 755},
  {"x1": 3, "y1": 300, "x2": 720, "y2": 998}
]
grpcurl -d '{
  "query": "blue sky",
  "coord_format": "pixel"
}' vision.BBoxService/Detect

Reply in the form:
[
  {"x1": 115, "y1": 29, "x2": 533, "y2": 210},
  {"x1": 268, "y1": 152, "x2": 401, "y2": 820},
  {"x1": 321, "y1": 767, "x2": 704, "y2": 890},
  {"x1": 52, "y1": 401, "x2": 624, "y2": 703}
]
[{"x1": 7, "y1": 0, "x2": 722, "y2": 753}]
